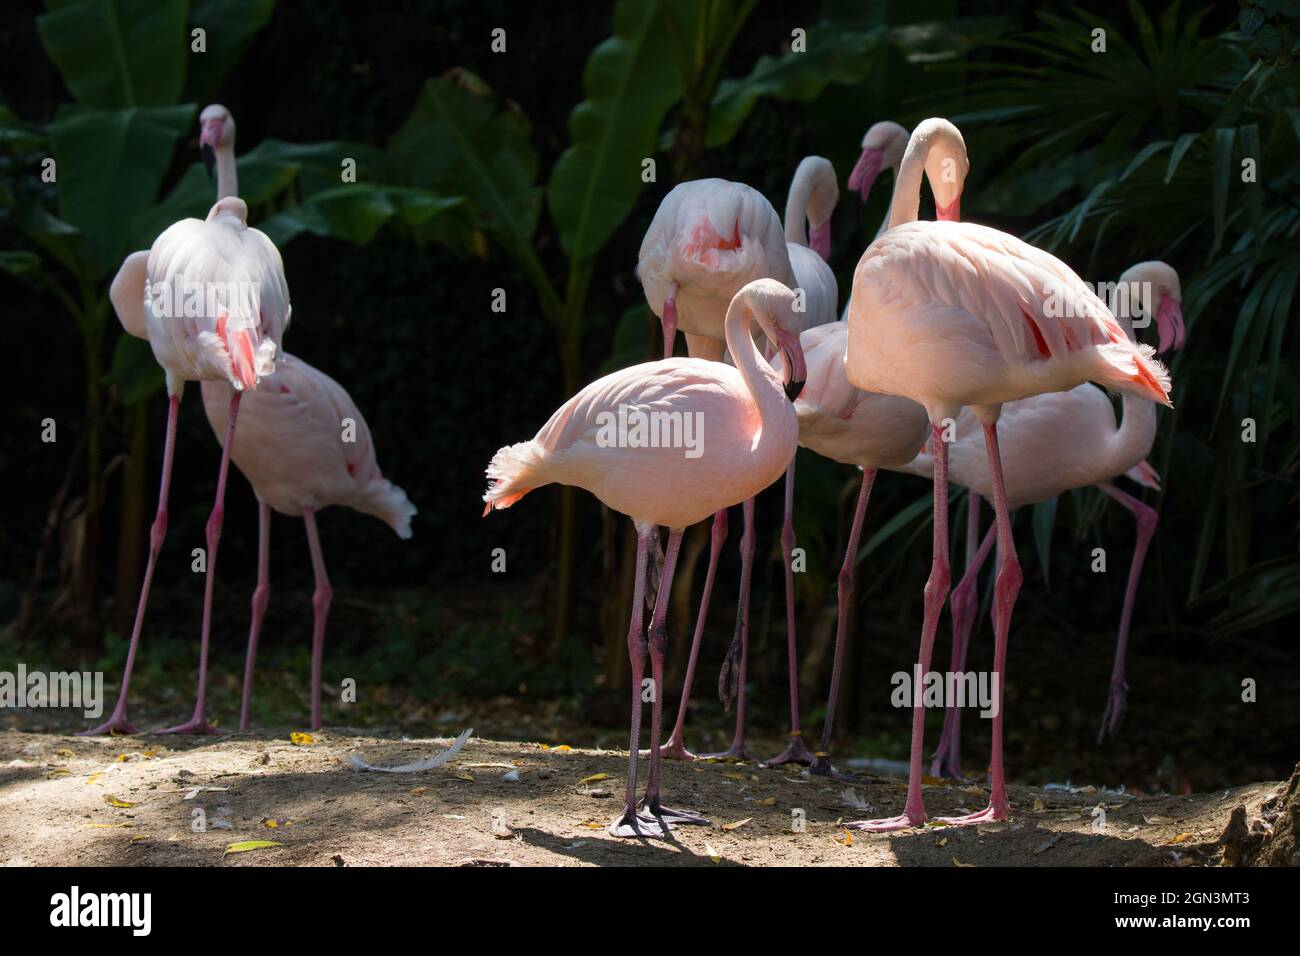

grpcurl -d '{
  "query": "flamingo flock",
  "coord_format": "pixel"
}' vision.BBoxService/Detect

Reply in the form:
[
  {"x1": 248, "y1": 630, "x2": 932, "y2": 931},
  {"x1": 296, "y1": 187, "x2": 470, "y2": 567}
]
[
  {"x1": 84, "y1": 98, "x2": 1177, "y2": 843},
  {"x1": 487, "y1": 116, "x2": 1177, "y2": 837}
]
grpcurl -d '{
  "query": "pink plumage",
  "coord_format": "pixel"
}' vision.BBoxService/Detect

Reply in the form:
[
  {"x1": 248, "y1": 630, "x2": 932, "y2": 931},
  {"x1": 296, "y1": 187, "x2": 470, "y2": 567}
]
[{"x1": 200, "y1": 354, "x2": 415, "y2": 538}]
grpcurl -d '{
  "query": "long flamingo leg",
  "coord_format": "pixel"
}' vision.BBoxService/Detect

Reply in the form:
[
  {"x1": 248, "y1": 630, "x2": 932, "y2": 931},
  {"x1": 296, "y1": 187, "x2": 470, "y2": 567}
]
[
  {"x1": 931, "y1": 508, "x2": 996, "y2": 779},
  {"x1": 810, "y1": 467, "x2": 875, "y2": 779},
  {"x1": 849, "y1": 427, "x2": 950, "y2": 831},
  {"x1": 702, "y1": 497, "x2": 756, "y2": 761},
  {"x1": 609, "y1": 527, "x2": 660, "y2": 837},
  {"x1": 157, "y1": 391, "x2": 242, "y2": 735},
  {"x1": 81, "y1": 392, "x2": 182, "y2": 736},
  {"x1": 238, "y1": 500, "x2": 271, "y2": 731},
  {"x1": 661, "y1": 508, "x2": 727, "y2": 760},
  {"x1": 767, "y1": 456, "x2": 817, "y2": 766},
  {"x1": 1095, "y1": 480, "x2": 1157, "y2": 742},
  {"x1": 302, "y1": 506, "x2": 333, "y2": 731},
  {"x1": 641, "y1": 530, "x2": 709, "y2": 828},
  {"x1": 938, "y1": 419, "x2": 1021, "y2": 825}
]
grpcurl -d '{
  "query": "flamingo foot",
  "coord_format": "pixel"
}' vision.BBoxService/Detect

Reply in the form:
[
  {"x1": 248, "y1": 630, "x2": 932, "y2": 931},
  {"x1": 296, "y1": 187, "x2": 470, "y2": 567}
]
[
  {"x1": 935, "y1": 800, "x2": 1009, "y2": 827},
  {"x1": 78, "y1": 711, "x2": 140, "y2": 737},
  {"x1": 930, "y1": 742, "x2": 965, "y2": 780},
  {"x1": 765, "y1": 733, "x2": 817, "y2": 767},
  {"x1": 656, "y1": 738, "x2": 697, "y2": 762},
  {"x1": 640, "y1": 797, "x2": 710, "y2": 828},
  {"x1": 809, "y1": 755, "x2": 863, "y2": 784},
  {"x1": 1097, "y1": 679, "x2": 1128, "y2": 743},
  {"x1": 846, "y1": 811, "x2": 926, "y2": 833},
  {"x1": 607, "y1": 807, "x2": 670, "y2": 839},
  {"x1": 154, "y1": 717, "x2": 223, "y2": 736},
  {"x1": 699, "y1": 741, "x2": 755, "y2": 762}
]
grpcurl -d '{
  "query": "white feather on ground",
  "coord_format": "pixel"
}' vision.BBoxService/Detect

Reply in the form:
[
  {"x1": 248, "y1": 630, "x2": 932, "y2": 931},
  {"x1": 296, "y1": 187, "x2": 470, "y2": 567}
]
[{"x1": 348, "y1": 728, "x2": 473, "y2": 773}]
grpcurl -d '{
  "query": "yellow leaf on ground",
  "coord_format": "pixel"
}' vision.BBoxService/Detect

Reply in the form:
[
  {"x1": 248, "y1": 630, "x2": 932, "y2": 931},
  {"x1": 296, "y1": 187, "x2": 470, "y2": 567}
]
[
  {"x1": 45, "y1": 768, "x2": 71, "y2": 779},
  {"x1": 410, "y1": 786, "x2": 429, "y2": 795},
  {"x1": 289, "y1": 732, "x2": 315, "y2": 746},
  {"x1": 82, "y1": 823, "x2": 132, "y2": 829},
  {"x1": 103, "y1": 795, "x2": 137, "y2": 808},
  {"x1": 722, "y1": 772, "x2": 745, "y2": 781},
  {"x1": 756, "y1": 797, "x2": 776, "y2": 807},
  {"x1": 262, "y1": 819, "x2": 292, "y2": 829},
  {"x1": 85, "y1": 773, "x2": 103, "y2": 786},
  {"x1": 952, "y1": 855, "x2": 975, "y2": 867},
  {"x1": 704, "y1": 842, "x2": 722, "y2": 863},
  {"x1": 580, "y1": 821, "x2": 604, "y2": 830},
  {"x1": 722, "y1": 818, "x2": 752, "y2": 831},
  {"x1": 549, "y1": 745, "x2": 573, "y2": 752},
  {"x1": 56, "y1": 748, "x2": 75, "y2": 758},
  {"x1": 1167, "y1": 832, "x2": 1193, "y2": 845},
  {"x1": 1032, "y1": 799, "x2": 1045, "y2": 812},
  {"x1": 834, "y1": 829, "x2": 853, "y2": 846},
  {"x1": 936, "y1": 836, "x2": 948, "y2": 847},
  {"x1": 224, "y1": 841, "x2": 283, "y2": 856},
  {"x1": 580, "y1": 773, "x2": 609, "y2": 785}
]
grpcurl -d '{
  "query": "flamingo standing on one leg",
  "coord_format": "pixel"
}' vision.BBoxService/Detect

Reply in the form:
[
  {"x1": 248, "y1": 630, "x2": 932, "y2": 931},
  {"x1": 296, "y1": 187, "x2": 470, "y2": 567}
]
[
  {"x1": 842, "y1": 118, "x2": 1172, "y2": 830},
  {"x1": 201, "y1": 355, "x2": 415, "y2": 730},
  {"x1": 767, "y1": 155, "x2": 842, "y2": 766},
  {"x1": 83, "y1": 196, "x2": 291, "y2": 735},
  {"x1": 483, "y1": 279, "x2": 807, "y2": 837},
  {"x1": 637, "y1": 179, "x2": 799, "y2": 762},
  {"x1": 902, "y1": 261, "x2": 1184, "y2": 776}
]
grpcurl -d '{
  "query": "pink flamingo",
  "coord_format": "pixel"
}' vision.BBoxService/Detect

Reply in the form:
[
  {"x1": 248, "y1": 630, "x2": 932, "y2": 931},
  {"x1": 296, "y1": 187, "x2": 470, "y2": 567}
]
[
  {"x1": 201, "y1": 355, "x2": 415, "y2": 730},
  {"x1": 847, "y1": 120, "x2": 910, "y2": 236},
  {"x1": 84, "y1": 196, "x2": 291, "y2": 735},
  {"x1": 637, "y1": 179, "x2": 797, "y2": 762},
  {"x1": 842, "y1": 118, "x2": 1172, "y2": 829},
  {"x1": 198, "y1": 104, "x2": 237, "y2": 200},
  {"x1": 483, "y1": 278, "x2": 807, "y2": 837},
  {"x1": 904, "y1": 261, "x2": 1184, "y2": 777}
]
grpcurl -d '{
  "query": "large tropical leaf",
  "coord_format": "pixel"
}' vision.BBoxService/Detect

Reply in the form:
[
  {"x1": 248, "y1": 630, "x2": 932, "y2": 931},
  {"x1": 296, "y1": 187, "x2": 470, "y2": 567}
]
[
  {"x1": 547, "y1": 0, "x2": 683, "y2": 261},
  {"x1": 390, "y1": 70, "x2": 540, "y2": 252},
  {"x1": 36, "y1": 0, "x2": 188, "y2": 109},
  {"x1": 707, "y1": 25, "x2": 884, "y2": 147},
  {"x1": 184, "y1": 0, "x2": 277, "y2": 101},
  {"x1": 47, "y1": 103, "x2": 195, "y2": 277}
]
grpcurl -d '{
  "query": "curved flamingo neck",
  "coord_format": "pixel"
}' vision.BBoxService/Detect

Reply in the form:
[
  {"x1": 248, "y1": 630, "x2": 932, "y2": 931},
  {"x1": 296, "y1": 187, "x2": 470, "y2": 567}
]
[
  {"x1": 874, "y1": 151, "x2": 904, "y2": 239},
  {"x1": 784, "y1": 170, "x2": 813, "y2": 246},
  {"x1": 887, "y1": 122, "x2": 966, "y2": 231},
  {"x1": 723, "y1": 296, "x2": 784, "y2": 426}
]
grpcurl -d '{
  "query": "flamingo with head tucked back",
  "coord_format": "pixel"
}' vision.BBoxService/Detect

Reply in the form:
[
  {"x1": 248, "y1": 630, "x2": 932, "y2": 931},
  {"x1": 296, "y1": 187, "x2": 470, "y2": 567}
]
[
  {"x1": 83, "y1": 195, "x2": 291, "y2": 735},
  {"x1": 842, "y1": 118, "x2": 1172, "y2": 830},
  {"x1": 203, "y1": 357, "x2": 415, "y2": 730},
  {"x1": 901, "y1": 261, "x2": 1184, "y2": 777},
  {"x1": 186, "y1": 104, "x2": 417, "y2": 732},
  {"x1": 483, "y1": 278, "x2": 807, "y2": 837},
  {"x1": 637, "y1": 178, "x2": 797, "y2": 762}
]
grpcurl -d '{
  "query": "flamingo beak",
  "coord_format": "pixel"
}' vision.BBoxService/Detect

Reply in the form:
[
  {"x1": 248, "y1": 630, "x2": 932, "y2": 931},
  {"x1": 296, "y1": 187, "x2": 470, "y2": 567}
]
[
  {"x1": 777, "y1": 329, "x2": 806, "y2": 401},
  {"x1": 1155, "y1": 294, "x2": 1185, "y2": 354},
  {"x1": 199, "y1": 118, "x2": 224, "y2": 178},
  {"x1": 661, "y1": 284, "x2": 678, "y2": 360},
  {"x1": 847, "y1": 147, "x2": 884, "y2": 203}
]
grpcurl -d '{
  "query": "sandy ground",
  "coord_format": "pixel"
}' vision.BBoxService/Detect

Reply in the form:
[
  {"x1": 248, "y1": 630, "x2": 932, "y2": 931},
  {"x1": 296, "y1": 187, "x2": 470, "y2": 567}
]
[{"x1": 0, "y1": 728, "x2": 1286, "y2": 867}]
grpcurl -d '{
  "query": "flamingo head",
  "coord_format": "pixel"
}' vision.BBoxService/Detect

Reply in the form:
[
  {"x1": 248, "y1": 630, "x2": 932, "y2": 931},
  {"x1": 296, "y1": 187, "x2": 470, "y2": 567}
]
[
  {"x1": 1118, "y1": 261, "x2": 1184, "y2": 353},
  {"x1": 794, "y1": 156, "x2": 838, "y2": 261},
  {"x1": 847, "y1": 120, "x2": 908, "y2": 203},
  {"x1": 737, "y1": 278, "x2": 808, "y2": 401},
  {"x1": 198, "y1": 104, "x2": 235, "y2": 178},
  {"x1": 207, "y1": 196, "x2": 249, "y2": 226},
  {"x1": 915, "y1": 118, "x2": 968, "y2": 221}
]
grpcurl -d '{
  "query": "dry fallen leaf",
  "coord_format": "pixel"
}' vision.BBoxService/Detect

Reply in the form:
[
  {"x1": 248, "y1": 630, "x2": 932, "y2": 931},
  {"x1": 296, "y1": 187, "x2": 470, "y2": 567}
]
[
  {"x1": 410, "y1": 786, "x2": 429, "y2": 795},
  {"x1": 261, "y1": 819, "x2": 292, "y2": 829},
  {"x1": 834, "y1": 829, "x2": 853, "y2": 846},
  {"x1": 45, "y1": 768, "x2": 71, "y2": 779},
  {"x1": 952, "y1": 855, "x2": 976, "y2": 867},
  {"x1": 1167, "y1": 832, "x2": 1193, "y2": 845},
  {"x1": 85, "y1": 773, "x2": 103, "y2": 786},
  {"x1": 935, "y1": 836, "x2": 948, "y2": 847},
  {"x1": 103, "y1": 795, "x2": 137, "y2": 808},
  {"x1": 55, "y1": 748, "x2": 76, "y2": 759},
  {"x1": 224, "y1": 840, "x2": 283, "y2": 856},
  {"x1": 722, "y1": 772, "x2": 745, "y2": 781},
  {"x1": 722, "y1": 817, "x2": 752, "y2": 831},
  {"x1": 289, "y1": 732, "x2": 315, "y2": 746},
  {"x1": 704, "y1": 842, "x2": 722, "y2": 863},
  {"x1": 454, "y1": 772, "x2": 474, "y2": 782},
  {"x1": 756, "y1": 797, "x2": 776, "y2": 807},
  {"x1": 1032, "y1": 798, "x2": 1045, "y2": 812},
  {"x1": 579, "y1": 773, "x2": 609, "y2": 785},
  {"x1": 82, "y1": 823, "x2": 132, "y2": 829},
  {"x1": 580, "y1": 820, "x2": 604, "y2": 830}
]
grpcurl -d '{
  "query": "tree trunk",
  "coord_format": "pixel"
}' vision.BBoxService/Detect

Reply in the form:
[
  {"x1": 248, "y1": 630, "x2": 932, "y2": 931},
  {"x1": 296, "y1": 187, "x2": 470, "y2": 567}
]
[{"x1": 112, "y1": 399, "x2": 150, "y2": 634}]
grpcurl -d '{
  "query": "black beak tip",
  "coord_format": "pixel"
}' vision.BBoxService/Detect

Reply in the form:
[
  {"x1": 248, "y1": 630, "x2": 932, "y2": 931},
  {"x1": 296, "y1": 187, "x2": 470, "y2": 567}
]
[
  {"x1": 200, "y1": 144, "x2": 215, "y2": 178},
  {"x1": 784, "y1": 378, "x2": 805, "y2": 402}
]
